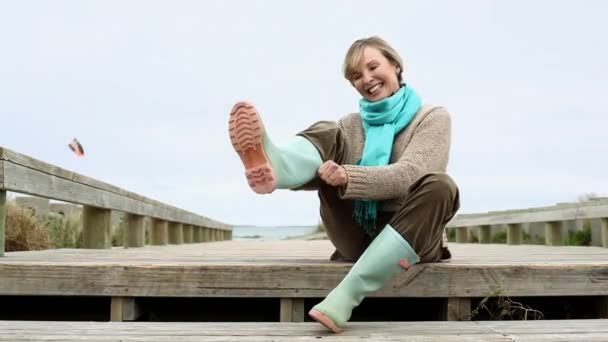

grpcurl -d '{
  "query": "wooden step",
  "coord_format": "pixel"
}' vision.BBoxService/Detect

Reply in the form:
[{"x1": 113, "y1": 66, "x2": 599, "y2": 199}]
[
  {"x1": 1, "y1": 319, "x2": 607, "y2": 341},
  {"x1": 1, "y1": 241, "x2": 607, "y2": 322},
  {"x1": 1, "y1": 241, "x2": 607, "y2": 298}
]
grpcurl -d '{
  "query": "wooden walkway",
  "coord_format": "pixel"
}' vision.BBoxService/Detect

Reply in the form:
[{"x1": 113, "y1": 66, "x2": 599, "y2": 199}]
[
  {"x1": 1, "y1": 240, "x2": 608, "y2": 297},
  {"x1": 1, "y1": 240, "x2": 608, "y2": 322},
  {"x1": 1, "y1": 320, "x2": 607, "y2": 341}
]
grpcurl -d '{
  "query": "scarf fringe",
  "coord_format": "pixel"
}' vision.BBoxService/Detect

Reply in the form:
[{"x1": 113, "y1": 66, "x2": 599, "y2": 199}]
[{"x1": 353, "y1": 200, "x2": 379, "y2": 237}]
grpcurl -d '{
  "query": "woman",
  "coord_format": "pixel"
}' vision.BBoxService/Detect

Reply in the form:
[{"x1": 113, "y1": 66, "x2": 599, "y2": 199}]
[{"x1": 228, "y1": 36, "x2": 460, "y2": 333}]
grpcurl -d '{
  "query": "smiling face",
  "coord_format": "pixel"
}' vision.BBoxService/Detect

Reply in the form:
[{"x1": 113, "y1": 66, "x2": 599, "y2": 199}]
[{"x1": 348, "y1": 46, "x2": 401, "y2": 102}]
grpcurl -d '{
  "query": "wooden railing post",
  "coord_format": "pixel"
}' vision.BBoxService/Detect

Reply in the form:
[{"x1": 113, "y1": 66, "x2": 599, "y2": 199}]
[
  {"x1": 124, "y1": 214, "x2": 145, "y2": 248},
  {"x1": 82, "y1": 206, "x2": 112, "y2": 249},
  {"x1": 183, "y1": 224, "x2": 193, "y2": 243},
  {"x1": 150, "y1": 219, "x2": 168, "y2": 245},
  {"x1": 545, "y1": 221, "x2": 564, "y2": 246},
  {"x1": 168, "y1": 222, "x2": 183, "y2": 244},
  {"x1": 507, "y1": 223, "x2": 522, "y2": 245},
  {"x1": 455, "y1": 227, "x2": 469, "y2": 243},
  {"x1": 478, "y1": 225, "x2": 491, "y2": 244},
  {"x1": 0, "y1": 190, "x2": 6, "y2": 257}
]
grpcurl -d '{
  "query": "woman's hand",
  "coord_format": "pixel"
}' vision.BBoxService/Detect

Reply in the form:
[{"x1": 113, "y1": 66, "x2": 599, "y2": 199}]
[{"x1": 318, "y1": 160, "x2": 348, "y2": 187}]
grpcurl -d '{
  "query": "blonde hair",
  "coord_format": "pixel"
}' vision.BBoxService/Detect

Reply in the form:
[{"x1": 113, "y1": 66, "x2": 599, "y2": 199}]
[{"x1": 343, "y1": 36, "x2": 404, "y2": 83}]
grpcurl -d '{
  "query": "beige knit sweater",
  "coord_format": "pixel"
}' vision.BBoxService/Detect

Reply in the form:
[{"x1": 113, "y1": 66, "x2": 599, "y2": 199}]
[{"x1": 338, "y1": 104, "x2": 452, "y2": 212}]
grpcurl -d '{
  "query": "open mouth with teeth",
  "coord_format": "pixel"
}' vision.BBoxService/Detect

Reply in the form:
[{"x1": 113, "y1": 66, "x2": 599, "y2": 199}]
[{"x1": 367, "y1": 83, "x2": 383, "y2": 96}]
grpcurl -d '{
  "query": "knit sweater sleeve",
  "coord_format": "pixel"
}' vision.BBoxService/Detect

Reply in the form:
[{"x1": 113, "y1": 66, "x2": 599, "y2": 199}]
[{"x1": 340, "y1": 107, "x2": 451, "y2": 200}]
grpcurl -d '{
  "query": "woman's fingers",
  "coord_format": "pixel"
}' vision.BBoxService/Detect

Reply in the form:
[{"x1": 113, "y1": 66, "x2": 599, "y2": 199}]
[{"x1": 318, "y1": 161, "x2": 347, "y2": 186}]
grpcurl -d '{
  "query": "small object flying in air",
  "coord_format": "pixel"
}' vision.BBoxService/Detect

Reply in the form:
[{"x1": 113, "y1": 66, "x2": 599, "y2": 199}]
[{"x1": 68, "y1": 138, "x2": 85, "y2": 157}]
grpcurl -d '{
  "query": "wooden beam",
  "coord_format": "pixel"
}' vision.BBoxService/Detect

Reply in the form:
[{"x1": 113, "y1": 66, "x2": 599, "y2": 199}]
[
  {"x1": 602, "y1": 218, "x2": 608, "y2": 248},
  {"x1": 124, "y1": 214, "x2": 145, "y2": 248},
  {"x1": 280, "y1": 298, "x2": 304, "y2": 322},
  {"x1": 168, "y1": 222, "x2": 183, "y2": 245},
  {"x1": 292, "y1": 298, "x2": 305, "y2": 322},
  {"x1": 150, "y1": 219, "x2": 168, "y2": 245},
  {"x1": 507, "y1": 223, "x2": 522, "y2": 245},
  {"x1": 448, "y1": 201, "x2": 608, "y2": 227},
  {"x1": 455, "y1": 227, "x2": 469, "y2": 243},
  {"x1": 279, "y1": 298, "x2": 293, "y2": 322},
  {"x1": 447, "y1": 297, "x2": 471, "y2": 321},
  {"x1": 3, "y1": 243, "x2": 608, "y2": 298},
  {"x1": 0, "y1": 190, "x2": 5, "y2": 257},
  {"x1": 0, "y1": 160, "x2": 4, "y2": 189},
  {"x1": 192, "y1": 226, "x2": 202, "y2": 243},
  {"x1": 478, "y1": 225, "x2": 491, "y2": 244},
  {"x1": 545, "y1": 221, "x2": 564, "y2": 246},
  {"x1": 111, "y1": 297, "x2": 141, "y2": 321},
  {"x1": 82, "y1": 206, "x2": 111, "y2": 249}
]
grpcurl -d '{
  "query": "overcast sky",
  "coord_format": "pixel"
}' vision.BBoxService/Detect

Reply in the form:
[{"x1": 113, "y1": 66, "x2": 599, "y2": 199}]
[{"x1": 1, "y1": 1, "x2": 606, "y2": 226}]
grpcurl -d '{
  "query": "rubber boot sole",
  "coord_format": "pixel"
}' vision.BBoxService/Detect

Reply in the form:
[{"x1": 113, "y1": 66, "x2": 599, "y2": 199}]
[
  {"x1": 308, "y1": 308, "x2": 342, "y2": 333},
  {"x1": 229, "y1": 101, "x2": 277, "y2": 194}
]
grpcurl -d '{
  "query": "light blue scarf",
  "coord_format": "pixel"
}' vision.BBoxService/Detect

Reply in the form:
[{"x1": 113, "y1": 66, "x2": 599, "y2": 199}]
[{"x1": 354, "y1": 84, "x2": 422, "y2": 236}]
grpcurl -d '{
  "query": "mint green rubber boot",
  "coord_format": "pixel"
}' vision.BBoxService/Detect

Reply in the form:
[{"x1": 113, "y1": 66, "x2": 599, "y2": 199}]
[
  {"x1": 309, "y1": 225, "x2": 420, "y2": 333},
  {"x1": 229, "y1": 101, "x2": 322, "y2": 194}
]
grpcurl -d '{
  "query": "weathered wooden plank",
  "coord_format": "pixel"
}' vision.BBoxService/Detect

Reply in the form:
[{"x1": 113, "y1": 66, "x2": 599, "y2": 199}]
[
  {"x1": 0, "y1": 190, "x2": 5, "y2": 257},
  {"x1": 447, "y1": 297, "x2": 471, "y2": 321},
  {"x1": 125, "y1": 214, "x2": 145, "y2": 248},
  {"x1": 0, "y1": 157, "x2": 228, "y2": 230},
  {"x1": 2, "y1": 320, "x2": 608, "y2": 341},
  {"x1": 82, "y1": 206, "x2": 111, "y2": 249},
  {"x1": 1, "y1": 242, "x2": 608, "y2": 298},
  {"x1": 0, "y1": 320, "x2": 502, "y2": 341}
]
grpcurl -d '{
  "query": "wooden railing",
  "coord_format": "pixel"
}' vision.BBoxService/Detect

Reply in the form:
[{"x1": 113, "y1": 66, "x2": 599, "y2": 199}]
[
  {"x1": 0, "y1": 146, "x2": 232, "y2": 256},
  {"x1": 446, "y1": 199, "x2": 608, "y2": 246}
]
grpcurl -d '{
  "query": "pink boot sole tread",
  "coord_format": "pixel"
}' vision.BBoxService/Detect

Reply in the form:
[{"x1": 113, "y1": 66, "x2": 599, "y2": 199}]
[{"x1": 228, "y1": 102, "x2": 277, "y2": 194}]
